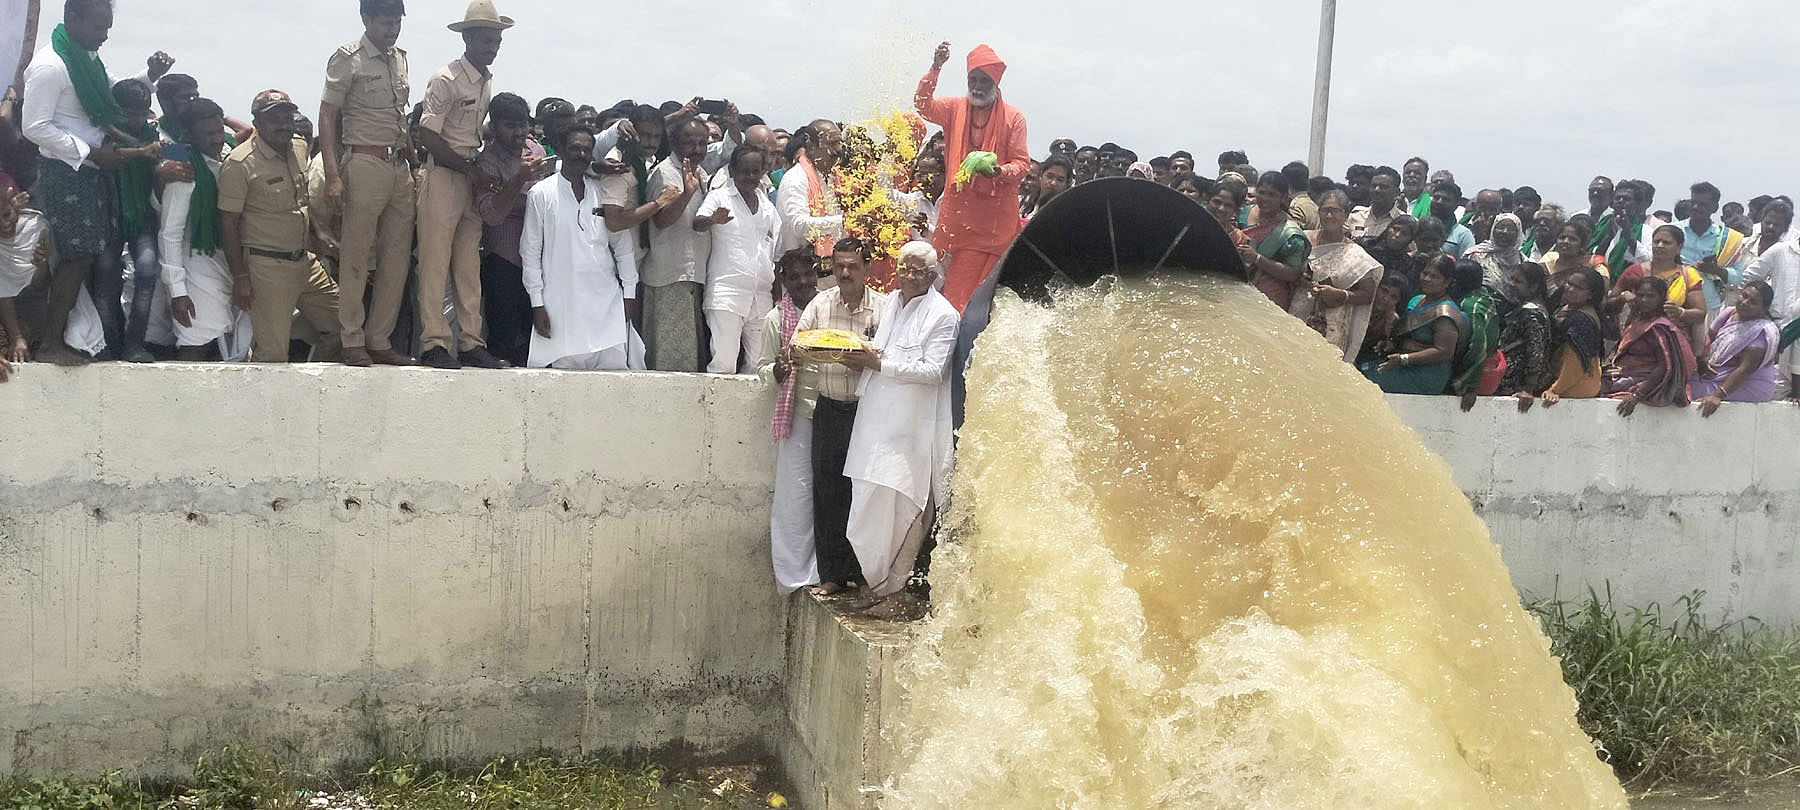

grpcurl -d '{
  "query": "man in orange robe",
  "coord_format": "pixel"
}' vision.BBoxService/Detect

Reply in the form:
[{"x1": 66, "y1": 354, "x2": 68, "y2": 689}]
[{"x1": 914, "y1": 42, "x2": 1030, "y2": 313}]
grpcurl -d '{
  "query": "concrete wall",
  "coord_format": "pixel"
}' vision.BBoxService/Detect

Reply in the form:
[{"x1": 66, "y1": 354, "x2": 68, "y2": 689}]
[
  {"x1": 0, "y1": 364, "x2": 785, "y2": 778},
  {"x1": 3, "y1": 365, "x2": 1797, "y2": 783},
  {"x1": 1391, "y1": 394, "x2": 1800, "y2": 624}
]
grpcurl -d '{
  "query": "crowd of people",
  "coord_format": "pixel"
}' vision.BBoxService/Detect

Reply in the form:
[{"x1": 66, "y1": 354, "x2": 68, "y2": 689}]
[
  {"x1": 4, "y1": 0, "x2": 1797, "y2": 608},
  {"x1": 1188, "y1": 156, "x2": 1800, "y2": 417}
]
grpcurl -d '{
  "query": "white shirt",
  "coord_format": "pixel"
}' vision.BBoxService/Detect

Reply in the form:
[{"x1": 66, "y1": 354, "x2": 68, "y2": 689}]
[
  {"x1": 641, "y1": 155, "x2": 712, "y2": 287},
  {"x1": 22, "y1": 44, "x2": 152, "y2": 169},
  {"x1": 775, "y1": 164, "x2": 843, "y2": 254},
  {"x1": 845, "y1": 287, "x2": 960, "y2": 508},
  {"x1": 522, "y1": 172, "x2": 640, "y2": 367},
  {"x1": 0, "y1": 209, "x2": 47, "y2": 297},
  {"x1": 1745, "y1": 241, "x2": 1800, "y2": 323},
  {"x1": 698, "y1": 180, "x2": 781, "y2": 317}
]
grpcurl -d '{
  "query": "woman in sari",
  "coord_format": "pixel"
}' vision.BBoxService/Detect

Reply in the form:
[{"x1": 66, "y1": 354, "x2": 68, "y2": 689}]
[
  {"x1": 1292, "y1": 190, "x2": 1384, "y2": 361},
  {"x1": 1692, "y1": 281, "x2": 1781, "y2": 415},
  {"x1": 1519, "y1": 267, "x2": 1607, "y2": 411},
  {"x1": 1463, "y1": 212, "x2": 1526, "y2": 288},
  {"x1": 1495, "y1": 262, "x2": 1553, "y2": 397},
  {"x1": 1450, "y1": 257, "x2": 1503, "y2": 410},
  {"x1": 1205, "y1": 175, "x2": 1250, "y2": 251},
  {"x1": 1361, "y1": 255, "x2": 1471, "y2": 395},
  {"x1": 1238, "y1": 171, "x2": 1309, "y2": 310},
  {"x1": 1541, "y1": 220, "x2": 1609, "y2": 306},
  {"x1": 1605, "y1": 275, "x2": 1699, "y2": 416},
  {"x1": 1609, "y1": 224, "x2": 1707, "y2": 352}
]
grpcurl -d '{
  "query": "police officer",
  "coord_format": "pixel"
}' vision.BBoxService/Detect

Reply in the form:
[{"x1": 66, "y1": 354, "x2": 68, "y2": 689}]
[
  {"x1": 319, "y1": 0, "x2": 416, "y2": 367},
  {"x1": 219, "y1": 90, "x2": 342, "y2": 363}
]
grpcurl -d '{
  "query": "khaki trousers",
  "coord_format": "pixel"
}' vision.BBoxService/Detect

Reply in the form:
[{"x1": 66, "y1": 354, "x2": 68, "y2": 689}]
[
  {"x1": 247, "y1": 253, "x2": 341, "y2": 363},
  {"x1": 337, "y1": 153, "x2": 415, "y2": 351},
  {"x1": 414, "y1": 161, "x2": 484, "y2": 352}
]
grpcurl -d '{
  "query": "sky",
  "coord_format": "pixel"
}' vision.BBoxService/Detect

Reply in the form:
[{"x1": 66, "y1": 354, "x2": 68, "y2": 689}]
[{"x1": 61, "y1": 0, "x2": 1800, "y2": 212}]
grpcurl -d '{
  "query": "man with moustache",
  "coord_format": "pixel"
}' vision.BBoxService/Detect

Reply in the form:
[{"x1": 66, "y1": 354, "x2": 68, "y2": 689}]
[
  {"x1": 320, "y1": 0, "x2": 416, "y2": 367},
  {"x1": 913, "y1": 41, "x2": 1030, "y2": 313},
  {"x1": 472, "y1": 92, "x2": 549, "y2": 368},
  {"x1": 219, "y1": 90, "x2": 342, "y2": 363},
  {"x1": 412, "y1": 0, "x2": 514, "y2": 370}
]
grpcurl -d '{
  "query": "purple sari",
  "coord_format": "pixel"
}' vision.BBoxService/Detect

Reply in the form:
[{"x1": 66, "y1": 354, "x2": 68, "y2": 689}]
[{"x1": 1690, "y1": 308, "x2": 1780, "y2": 402}]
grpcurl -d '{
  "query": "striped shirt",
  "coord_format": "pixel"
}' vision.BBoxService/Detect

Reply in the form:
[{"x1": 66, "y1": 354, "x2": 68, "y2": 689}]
[{"x1": 795, "y1": 285, "x2": 889, "y2": 402}]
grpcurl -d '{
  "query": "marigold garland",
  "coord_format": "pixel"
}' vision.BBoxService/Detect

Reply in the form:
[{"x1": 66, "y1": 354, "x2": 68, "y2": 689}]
[{"x1": 822, "y1": 109, "x2": 928, "y2": 290}]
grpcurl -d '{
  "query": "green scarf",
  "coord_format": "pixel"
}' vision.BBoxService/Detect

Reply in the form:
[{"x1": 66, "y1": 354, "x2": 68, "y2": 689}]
[
  {"x1": 1584, "y1": 212, "x2": 1615, "y2": 254},
  {"x1": 187, "y1": 152, "x2": 221, "y2": 255},
  {"x1": 1520, "y1": 234, "x2": 1536, "y2": 257},
  {"x1": 1780, "y1": 316, "x2": 1800, "y2": 352},
  {"x1": 114, "y1": 119, "x2": 158, "y2": 236},
  {"x1": 1408, "y1": 193, "x2": 1432, "y2": 220},
  {"x1": 51, "y1": 23, "x2": 124, "y2": 130},
  {"x1": 1602, "y1": 215, "x2": 1643, "y2": 276}
]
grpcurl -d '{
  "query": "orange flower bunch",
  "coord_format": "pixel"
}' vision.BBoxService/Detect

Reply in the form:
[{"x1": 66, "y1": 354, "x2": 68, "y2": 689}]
[{"x1": 829, "y1": 110, "x2": 929, "y2": 284}]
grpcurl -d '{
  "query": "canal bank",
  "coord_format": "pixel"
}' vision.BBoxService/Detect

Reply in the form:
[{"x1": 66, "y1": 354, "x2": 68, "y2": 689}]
[{"x1": 3, "y1": 364, "x2": 1798, "y2": 805}]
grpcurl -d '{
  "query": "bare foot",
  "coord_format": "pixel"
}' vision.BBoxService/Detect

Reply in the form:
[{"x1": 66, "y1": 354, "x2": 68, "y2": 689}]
[{"x1": 809, "y1": 582, "x2": 845, "y2": 597}]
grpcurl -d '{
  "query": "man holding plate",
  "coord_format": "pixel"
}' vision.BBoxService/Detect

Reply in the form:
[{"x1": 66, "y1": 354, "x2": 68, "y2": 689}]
[{"x1": 793, "y1": 237, "x2": 888, "y2": 596}]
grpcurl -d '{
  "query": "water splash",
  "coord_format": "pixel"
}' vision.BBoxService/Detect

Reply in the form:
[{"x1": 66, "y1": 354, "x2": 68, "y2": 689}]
[{"x1": 886, "y1": 275, "x2": 1626, "y2": 809}]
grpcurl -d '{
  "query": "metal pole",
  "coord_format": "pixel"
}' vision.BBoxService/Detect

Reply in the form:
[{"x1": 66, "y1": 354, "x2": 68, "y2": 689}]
[{"x1": 1307, "y1": 0, "x2": 1337, "y2": 176}]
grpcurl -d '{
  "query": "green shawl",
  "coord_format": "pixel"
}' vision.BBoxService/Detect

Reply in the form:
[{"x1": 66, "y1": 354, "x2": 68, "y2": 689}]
[
  {"x1": 1449, "y1": 286, "x2": 1500, "y2": 395},
  {"x1": 114, "y1": 119, "x2": 158, "y2": 236},
  {"x1": 51, "y1": 23, "x2": 124, "y2": 131},
  {"x1": 187, "y1": 152, "x2": 221, "y2": 255},
  {"x1": 1408, "y1": 193, "x2": 1432, "y2": 220},
  {"x1": 1601, "y1": 215, "x2": 1644, "y2": 276}
]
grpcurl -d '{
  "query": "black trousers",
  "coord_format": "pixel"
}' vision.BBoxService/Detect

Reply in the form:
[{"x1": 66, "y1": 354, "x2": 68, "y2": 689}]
[
  {"x1": 481, "y1": 252, "x2": 532, "y2": 368},
  {"x1": 812, "y1": 397, "x2": 862, "y2": 585}
]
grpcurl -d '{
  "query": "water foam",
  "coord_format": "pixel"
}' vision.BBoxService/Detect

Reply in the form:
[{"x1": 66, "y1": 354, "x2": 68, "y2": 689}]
[{"x1": 885, "y1": 275, "x2": 1626, "y2": 808}]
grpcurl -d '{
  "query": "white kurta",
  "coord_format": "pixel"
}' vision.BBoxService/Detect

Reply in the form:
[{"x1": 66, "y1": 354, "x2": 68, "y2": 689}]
[
  {"x1": 844, "y1": 286, "x2": 960, "y2": 597},
  {"x1": 775, "y1": 166, "x2": 843, "y2": 254},
  {"x1": 699, "y1": 182, "x2": 781, "y2": 317},
  {"x1": 159, "y1": 163, "x2": 253, "y2": 357},
  {"x1": 522, "y1": 173, "x2": 640, "y2": 369}
]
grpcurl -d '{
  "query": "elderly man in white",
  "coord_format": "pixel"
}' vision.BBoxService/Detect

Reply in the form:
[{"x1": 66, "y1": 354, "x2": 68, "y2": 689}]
[{"x1": 840, "y1": 241, "x2": 960, "y2": 618}]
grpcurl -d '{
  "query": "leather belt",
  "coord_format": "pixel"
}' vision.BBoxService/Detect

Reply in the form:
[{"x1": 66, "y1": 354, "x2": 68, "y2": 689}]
[
  {"x1": 349, "y1": 145, "x2": 404, "y2": 161},
  {"x1": 247, "y1": 247, "x2": 307, "y2": 262}
]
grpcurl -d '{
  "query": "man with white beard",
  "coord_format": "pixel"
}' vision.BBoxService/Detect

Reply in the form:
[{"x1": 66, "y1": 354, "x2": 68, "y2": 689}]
[
  {"x1": 841, "y1": 240, "x2": 959, "y2": 619},
  {"x1": 521, "y1": 125, "x2": 640, "y2": 370}
]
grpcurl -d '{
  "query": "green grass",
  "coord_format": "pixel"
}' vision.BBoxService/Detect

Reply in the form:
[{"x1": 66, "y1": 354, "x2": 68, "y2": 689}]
[
  {"x1": 0, "y1": 747, "x2": 783, "y2": 810},
  {"x1": 1530, "y1": 587, "x2": 1800, "y2": 791}
]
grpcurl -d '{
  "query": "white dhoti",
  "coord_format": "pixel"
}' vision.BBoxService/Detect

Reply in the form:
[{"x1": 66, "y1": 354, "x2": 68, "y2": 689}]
[
  {"x1": 843, "y1": 287, "x2": 961, "y2": 599},
  {"x1": 846, "y1": 482, "x2": 933, "y2": 597},
  {"x1": 65, "y1": 283, "x2": 106, "y2": 357},
  {"x1": 772, "y1": 414, "x2": 819, "y2": 593}
]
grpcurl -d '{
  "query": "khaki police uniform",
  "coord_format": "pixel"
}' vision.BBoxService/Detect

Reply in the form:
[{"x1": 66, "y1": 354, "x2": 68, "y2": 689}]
[
  {"x1": 414, "y1": 56, "x2": 491, "y2": 354},
  {"x1": 218, "y1": 135, "x2": 342, "y2": 363},
  {"x1": 322, "y1": 34, "x2": 414, "y2": 352}
]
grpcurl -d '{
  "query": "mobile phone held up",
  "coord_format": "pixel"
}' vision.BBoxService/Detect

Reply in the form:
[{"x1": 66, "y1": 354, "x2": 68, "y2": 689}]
[
  {"x1": 695, "y1": 99, "x2": 729, "y2": 116},
  {"x1": 160, "y1": 142, "x2": 191, "y2": 162}
]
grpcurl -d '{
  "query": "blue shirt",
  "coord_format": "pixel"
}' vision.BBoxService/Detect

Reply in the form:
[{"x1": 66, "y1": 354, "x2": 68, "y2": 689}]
[
  {"x1": 1675, "y1": 218, "x2": 1739, "y2": 310},
  {"x1": 1443, "y1": 223, "x2": 1476, "y2": 259}
]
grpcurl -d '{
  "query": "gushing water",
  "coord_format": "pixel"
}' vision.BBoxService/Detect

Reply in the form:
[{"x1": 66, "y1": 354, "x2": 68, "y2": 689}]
[{"x1": 885, "y1": 275, "x2": 1627, "y2": 808}]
